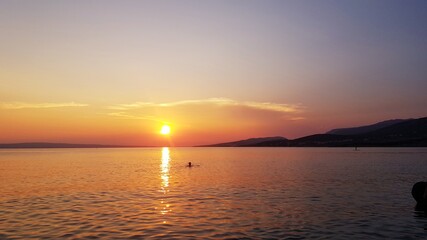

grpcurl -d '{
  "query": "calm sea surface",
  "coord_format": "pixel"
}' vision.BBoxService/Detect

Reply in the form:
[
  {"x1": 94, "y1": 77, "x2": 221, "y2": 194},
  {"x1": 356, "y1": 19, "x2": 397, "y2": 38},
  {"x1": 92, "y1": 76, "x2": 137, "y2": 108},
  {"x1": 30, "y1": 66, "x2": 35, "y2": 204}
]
[{"x1": 1, "y1": 147, "x2": 427, "y2": 239}]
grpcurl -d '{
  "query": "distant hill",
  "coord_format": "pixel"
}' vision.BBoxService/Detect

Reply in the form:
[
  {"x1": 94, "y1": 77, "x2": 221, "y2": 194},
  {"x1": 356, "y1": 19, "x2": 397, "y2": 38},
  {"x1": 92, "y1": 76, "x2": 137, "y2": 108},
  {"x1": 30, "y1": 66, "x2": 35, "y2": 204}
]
[
  {"x1": 204, "y1": 117, "x2": 427, "y2": 147},
  {"x1": 326, "y1": 119, "x2": 410, "y2": 135},
  {"x1": 198, "y1": 136, "x2": 287, "y2": 147},
  {"x1": 292, "y1": 117, "x2": 427, "y2": 147},
  {"x1": 355, "y1": 117, "x2": 427, "y2": 146},
  {"x1": 0, "y1": 142, "x2": 125, "y2": 148},
  {"x1": 290, "y1": 134, "x2": 354, "y2": 147}
]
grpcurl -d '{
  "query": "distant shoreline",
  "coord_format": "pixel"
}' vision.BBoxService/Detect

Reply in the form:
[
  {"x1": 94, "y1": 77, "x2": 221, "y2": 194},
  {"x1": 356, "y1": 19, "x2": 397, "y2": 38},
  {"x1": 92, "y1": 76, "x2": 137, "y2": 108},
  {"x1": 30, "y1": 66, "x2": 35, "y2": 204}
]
[
  {"x1": 0, "y1": 143, "x2": 150, "y2": 149},
  {"x1": 1, "y1": 144, "x2": 427, "y2": 149}
]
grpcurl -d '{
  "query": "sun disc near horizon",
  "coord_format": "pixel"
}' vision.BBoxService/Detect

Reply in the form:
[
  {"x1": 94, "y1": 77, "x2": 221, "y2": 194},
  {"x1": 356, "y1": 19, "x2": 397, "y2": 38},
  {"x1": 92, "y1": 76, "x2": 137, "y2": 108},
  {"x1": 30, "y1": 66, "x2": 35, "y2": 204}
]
[{"x1": 160, "y1": 125, "x2": 171, "y2": 135}]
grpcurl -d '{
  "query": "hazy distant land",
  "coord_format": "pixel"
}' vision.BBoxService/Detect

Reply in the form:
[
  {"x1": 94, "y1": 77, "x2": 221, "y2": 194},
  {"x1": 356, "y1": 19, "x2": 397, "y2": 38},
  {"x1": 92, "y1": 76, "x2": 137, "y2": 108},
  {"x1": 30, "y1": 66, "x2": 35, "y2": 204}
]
[
  {"x1": 0, "y1": 143, "x2": 143, "y2": 149},
  {"x1": 1, "y1": 117, "x2": 426, "y2": 148}
]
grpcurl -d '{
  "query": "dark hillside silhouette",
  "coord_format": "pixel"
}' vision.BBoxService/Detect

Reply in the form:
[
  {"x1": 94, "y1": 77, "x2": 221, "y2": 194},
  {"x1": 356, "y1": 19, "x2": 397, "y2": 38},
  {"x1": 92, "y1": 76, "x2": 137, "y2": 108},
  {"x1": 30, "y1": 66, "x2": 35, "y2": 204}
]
[
  {"x1": 203, "y1": 117, "x2": 427, "y2": 147},
  {"x1": 327, "y1": 119, "x2": 410, "y2": 135},
  {"x1": 197, "y1": 136, "x2": 287, "y2": 147}
]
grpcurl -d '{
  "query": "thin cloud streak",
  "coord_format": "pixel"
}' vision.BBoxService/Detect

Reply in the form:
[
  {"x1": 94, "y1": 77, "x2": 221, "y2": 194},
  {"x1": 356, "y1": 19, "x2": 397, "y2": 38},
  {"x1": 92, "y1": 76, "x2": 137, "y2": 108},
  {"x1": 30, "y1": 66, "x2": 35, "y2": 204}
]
[
  {"x1": 289, "y1": 117, "x2": 306, "y2": 121},
  {"x1": 109, "y1": 98, "x2": 303, "y2": 113},
  {"x1": 107, "y1": 112, "x2": 163, "y2": 122},
  {"x1": 0, "y1": 102, "x2": 88, "y2": 109}
]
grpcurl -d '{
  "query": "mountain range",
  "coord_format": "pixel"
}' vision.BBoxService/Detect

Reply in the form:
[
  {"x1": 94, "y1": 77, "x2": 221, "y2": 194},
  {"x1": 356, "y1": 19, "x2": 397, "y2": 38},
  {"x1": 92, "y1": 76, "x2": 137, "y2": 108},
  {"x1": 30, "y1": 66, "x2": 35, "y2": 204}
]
[{"x1": 200, "y1": 117, "x2": 427, "y2": 147}]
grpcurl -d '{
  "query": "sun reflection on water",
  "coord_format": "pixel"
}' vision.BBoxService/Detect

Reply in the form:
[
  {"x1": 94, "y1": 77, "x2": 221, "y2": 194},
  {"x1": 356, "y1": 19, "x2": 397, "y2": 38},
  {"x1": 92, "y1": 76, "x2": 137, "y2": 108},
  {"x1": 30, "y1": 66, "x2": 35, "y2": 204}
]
[
  {"x1": 159, "y1": 147, "x2": 172, "y2": 219},
  {"x1": 161, "y1": 147, "x2": 170, "y2": 189}
]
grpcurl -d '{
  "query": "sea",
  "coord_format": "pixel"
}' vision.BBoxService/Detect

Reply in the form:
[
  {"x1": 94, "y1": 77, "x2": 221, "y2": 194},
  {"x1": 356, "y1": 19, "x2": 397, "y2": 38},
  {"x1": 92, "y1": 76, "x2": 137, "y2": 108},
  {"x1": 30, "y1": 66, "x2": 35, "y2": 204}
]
[{"x1": 0, "y1": 147, "x2": 426, "y2": 239}]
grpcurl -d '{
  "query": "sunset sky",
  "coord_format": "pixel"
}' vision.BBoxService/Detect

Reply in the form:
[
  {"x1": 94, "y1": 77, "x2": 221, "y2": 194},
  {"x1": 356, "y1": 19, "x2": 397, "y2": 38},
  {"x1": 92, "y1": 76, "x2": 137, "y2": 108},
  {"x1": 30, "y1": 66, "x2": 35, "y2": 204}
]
[{"x1": 1, "y1": 0, "x2": 426, "y2": 146}]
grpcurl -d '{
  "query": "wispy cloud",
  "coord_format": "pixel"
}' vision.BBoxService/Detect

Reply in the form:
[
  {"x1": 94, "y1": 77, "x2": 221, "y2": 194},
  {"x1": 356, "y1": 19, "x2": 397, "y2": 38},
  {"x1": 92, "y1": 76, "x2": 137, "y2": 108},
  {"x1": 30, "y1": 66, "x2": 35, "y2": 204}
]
[
  {"x1": 0, "y1": 102, "x2": 88, "y2": 109},
  {"x1": 289, "y1": 117, "x2": 306, "y2": 121},
  {"x1": 109, "y1": 98, "x2": 303, "y2": 113},
  {"x1": 107, "y1": 112, "x2": 161, "y2": 122}
]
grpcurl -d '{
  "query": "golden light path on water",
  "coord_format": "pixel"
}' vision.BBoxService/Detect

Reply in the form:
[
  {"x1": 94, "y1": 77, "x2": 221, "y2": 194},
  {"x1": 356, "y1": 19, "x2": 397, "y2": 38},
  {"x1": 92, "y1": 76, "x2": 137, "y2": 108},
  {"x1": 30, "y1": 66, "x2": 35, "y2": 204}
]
[
  {"x1": 159, "y1": 147, "x2": 171, "y2": 221},
  {"x1": 161, "y1": 147, "x2": 170, "y2": 188}
]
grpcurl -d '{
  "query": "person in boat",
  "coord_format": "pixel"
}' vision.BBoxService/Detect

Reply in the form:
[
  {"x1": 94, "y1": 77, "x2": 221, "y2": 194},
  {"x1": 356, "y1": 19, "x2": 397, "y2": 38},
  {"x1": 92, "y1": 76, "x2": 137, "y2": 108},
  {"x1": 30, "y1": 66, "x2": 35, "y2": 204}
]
[
  {"x1": 187, "y1": 162, "x2": 192, "y2": 167},
  {"x1": 412, "y1": 182, "x2": 427, "y2": 207}
]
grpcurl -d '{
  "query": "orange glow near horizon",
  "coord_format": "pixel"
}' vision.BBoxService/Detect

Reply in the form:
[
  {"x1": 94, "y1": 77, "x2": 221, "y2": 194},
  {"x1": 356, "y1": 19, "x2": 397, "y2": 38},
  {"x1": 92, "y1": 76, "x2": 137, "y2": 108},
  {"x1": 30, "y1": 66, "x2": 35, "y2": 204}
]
[{"x1": 0, "y1": 99, "x2": 365, "y2": 146}]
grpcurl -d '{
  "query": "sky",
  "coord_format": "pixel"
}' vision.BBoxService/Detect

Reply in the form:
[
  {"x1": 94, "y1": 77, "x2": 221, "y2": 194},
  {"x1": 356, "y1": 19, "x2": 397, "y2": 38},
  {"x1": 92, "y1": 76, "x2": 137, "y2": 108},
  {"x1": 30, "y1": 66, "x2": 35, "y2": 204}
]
[{"x1": 0, "y1": 0, "x2": 426, "y2": 146}]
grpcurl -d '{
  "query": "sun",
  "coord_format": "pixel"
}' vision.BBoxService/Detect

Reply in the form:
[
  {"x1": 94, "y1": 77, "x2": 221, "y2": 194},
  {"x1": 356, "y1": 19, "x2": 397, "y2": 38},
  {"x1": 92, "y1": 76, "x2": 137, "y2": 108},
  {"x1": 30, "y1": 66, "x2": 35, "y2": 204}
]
[{"x1": 160, "y1": 125, "x2": 171, "y2": 135}]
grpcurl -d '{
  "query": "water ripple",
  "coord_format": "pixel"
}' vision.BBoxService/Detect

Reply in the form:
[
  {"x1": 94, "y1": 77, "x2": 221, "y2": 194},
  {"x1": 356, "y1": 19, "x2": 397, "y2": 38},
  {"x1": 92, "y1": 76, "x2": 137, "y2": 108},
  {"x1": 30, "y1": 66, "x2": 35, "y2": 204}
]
[{"x1": 1, "y1": 148, "x2": 427, "y2": 238}]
